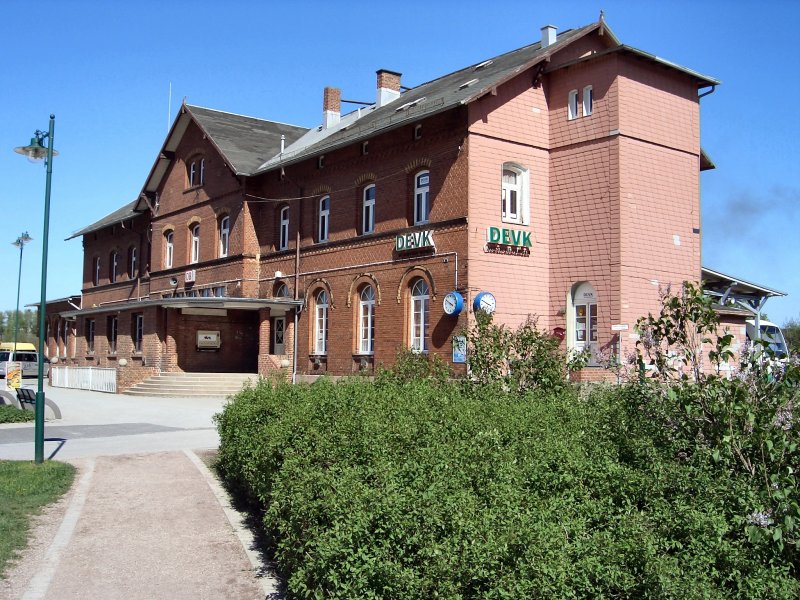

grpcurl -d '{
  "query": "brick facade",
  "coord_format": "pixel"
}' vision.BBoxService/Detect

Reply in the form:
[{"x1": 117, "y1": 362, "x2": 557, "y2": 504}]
[{"x1": 44, "y1": 22, "x2": 719, "y2": 390}]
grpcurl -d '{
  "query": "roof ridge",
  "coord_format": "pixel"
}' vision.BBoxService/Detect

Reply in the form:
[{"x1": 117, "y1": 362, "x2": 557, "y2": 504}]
[{"x1": 400, "y1": 26, "x2": 582, "y2": 93}]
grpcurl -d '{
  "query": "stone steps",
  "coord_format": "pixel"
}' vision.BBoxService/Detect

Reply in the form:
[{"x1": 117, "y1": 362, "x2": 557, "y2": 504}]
[{"x1": 124, "y1": 372, "x2": 258, "y2": 398}]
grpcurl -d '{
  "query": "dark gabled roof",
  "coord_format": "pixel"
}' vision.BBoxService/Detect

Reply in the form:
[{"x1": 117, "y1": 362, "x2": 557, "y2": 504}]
[
  {"x1": 66, "y1": 199, "x2": 142, "y2": 240},
  {"x1": 258, "y1": 23, "x2": 603, "y2": 172},
  {"x1": 188, "y1": 105, "x2": 308, "y2": 175}
]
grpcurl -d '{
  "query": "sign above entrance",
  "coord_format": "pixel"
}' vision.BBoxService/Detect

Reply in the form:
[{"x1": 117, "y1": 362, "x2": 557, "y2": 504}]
[{"x1": 395, "y1": 230, "x2": 435, "y2": 252}]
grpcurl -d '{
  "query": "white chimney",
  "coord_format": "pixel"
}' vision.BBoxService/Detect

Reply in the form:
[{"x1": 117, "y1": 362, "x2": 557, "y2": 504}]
[
  {"x1": 376, "y1": 69, "x2": 402, "y2": 107},
  {"x1": 541, "y1": 25, "x2": 557, "y2": 48},
  {"x1": 323, "y1": 86, "x2": 341, "y2": 129}
]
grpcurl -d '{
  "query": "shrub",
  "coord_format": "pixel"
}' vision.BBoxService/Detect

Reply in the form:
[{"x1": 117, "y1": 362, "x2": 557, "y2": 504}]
[
  {"x1": 0, "y1": 405, "x2": 35, "y2": 423},
  {"x1": 216, "y1": 375, "x2": 799, "y2": 597}
]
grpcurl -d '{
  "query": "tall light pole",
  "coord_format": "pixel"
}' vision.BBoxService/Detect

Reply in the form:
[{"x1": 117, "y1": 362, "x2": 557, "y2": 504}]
[
  {"x1": 12, "y1": 232, "x2": 33, "y2": 361},
  {"x1": 14, "y1": 115, "x2": 57, "y2": 465}
]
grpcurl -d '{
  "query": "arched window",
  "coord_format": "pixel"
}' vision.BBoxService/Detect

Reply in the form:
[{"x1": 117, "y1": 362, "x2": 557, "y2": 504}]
[
  {"x1": 92, "y1": 257, "x2": 101, "y2": 286},
  {"x1": 275, "y1": 282, "x2": 290, "y2": 298},
  {"x1": 279, "y1": 206, "x2": 290, "y2": 251},
  {"x1": 314, "y1": 289, "x2": 329, "y2": 354},
  {"x1": 128, "y1": 246, "x2": 137, "y2": 279},
  {"x1": 219, "y1": 216, "x2": 230, "y2": 258},
  {"x1": 200, "y1": 158, "x2": 206, "y2": 185},
  {"x1": 501, "y1": 163, "x2": 530, "y2": 225},
  {"x1": 409, "y1": 278, "x2": 429, "y2": 353},
  {"x1": 164, "y1": 231, "x2": 174, "y2": 268},
  {"x1": 109, "y1": 251, "x2": 118, "y2": 283},
  {"x1": 362, "y1": 184, "x2": 376, "y2": 235},
  {"x1": 190, "y1": 224, "x2": 200, "y2": 264},
  {"x1": 318, "y1": 196, "x2": 330, "y2": 242},
  {"x1": 358, "y1": 285, "x2": 375, "y2": 354},
  {"x1": 188, "y1": 161, "x2": 197, "y2": 187},
  {"x1": 414, "y1": 171, "x2": 430, "y2": 225}
]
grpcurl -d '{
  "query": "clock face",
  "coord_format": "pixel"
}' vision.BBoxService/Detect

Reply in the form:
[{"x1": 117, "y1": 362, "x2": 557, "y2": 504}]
[
  {"x1": 443, "y1": 291, "x2": 463, "y2": 315},
  {"x1": 473, "y1": 291, "x2": 496, "y2": 314}
]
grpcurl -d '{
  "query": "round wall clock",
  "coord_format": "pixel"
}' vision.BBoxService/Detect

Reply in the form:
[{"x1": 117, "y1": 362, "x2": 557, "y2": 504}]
[
  {"x1": 443, "y1": 291, "x2": 464, "y2": 316},
  {"x1": 473, "y1": 291, "x2": 496, "y2": 314}
]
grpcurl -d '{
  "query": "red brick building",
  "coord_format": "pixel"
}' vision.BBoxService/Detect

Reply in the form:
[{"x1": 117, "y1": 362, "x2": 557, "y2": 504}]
[{"x1": 46, "y1": 17, "x2": 721, "y2": 390}]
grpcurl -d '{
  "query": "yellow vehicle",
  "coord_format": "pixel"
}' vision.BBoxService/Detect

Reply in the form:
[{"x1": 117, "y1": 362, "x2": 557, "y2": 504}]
[{"x1": 0, "y1": 342, "x2": 37, "y2": 352}]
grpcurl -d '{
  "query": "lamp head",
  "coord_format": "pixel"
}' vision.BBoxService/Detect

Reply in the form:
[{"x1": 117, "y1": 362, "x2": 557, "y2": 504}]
[
  {"x1": 169, "y1": 277, "x2": 179, "y2": 286},
  {"x1": 12, "y1": 232, "x2": 33, "y2": 248},
  {"x1": 14, "y1": 133, "x2": 58, "y2": 162}
]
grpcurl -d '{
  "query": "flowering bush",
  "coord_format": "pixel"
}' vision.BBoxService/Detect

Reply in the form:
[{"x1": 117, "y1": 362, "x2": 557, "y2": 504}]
[{"x1": 629, "y1": 282, "x2": 800, "y2": 566}]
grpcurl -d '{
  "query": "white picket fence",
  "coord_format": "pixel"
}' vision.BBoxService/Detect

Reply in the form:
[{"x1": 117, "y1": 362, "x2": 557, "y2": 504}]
[{"x1": 51, "y1": 366, "x2": 117, "y2": 393}]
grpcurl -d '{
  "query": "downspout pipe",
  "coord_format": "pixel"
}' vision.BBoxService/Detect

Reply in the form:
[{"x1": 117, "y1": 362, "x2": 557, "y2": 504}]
[{"x1": 698, "y1": 84, "x2": 716, "y2": 99}]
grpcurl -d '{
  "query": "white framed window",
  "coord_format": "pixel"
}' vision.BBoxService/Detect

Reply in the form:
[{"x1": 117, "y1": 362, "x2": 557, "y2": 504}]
[
  {"x1": 358, "y1": 286, "x2": 375, "y2": 354},
  {"x1": 219, "y1": 216, "x2": 230, "y2": 258},
  {"x1": 93, "y1": 257, "x2": 100, "y2": 286},
  {"x1": 582, "y1": 85, "x2": 593, "y2": 117},
  {"x1": 314, "y1": 289, "x2": 329, "y2": 354},
  {"x1": 409, "y1": 278, "x2": 429, "y2": 353},
  {"x1": 165, "y1": 231, "x2": 174, "y2": 268},
  {"x1": 275, "y1": 282, "x2": 290, "y2": 298},
  {"x1": 110, "y1": 251, "x2": 118, "y2": 283},
  {"x1": 279, "y1": 206, "x2": 289, "y2": 251},
  {"x1": 414, "y1": 171, "x2": 430, "y2": 225},
  {"x1": 362, "y1": 184, "x2": 375, "y2": 234},
  {"x1": 188, "y1": 161, "x2": 197, "y2": 187},
  {"x1": 200, "y1": 158, "x2": 205, "y2": 185},
  {"x1": 128, "y1": 246, "x2": 137, "y2": 279},
  {"x1": 190, "y1": 224, "x2": 200, "y2": 264},
  {"x1": 568, "y1": 89, "x2": 579, "y2": 120},
  {"x1": 318, "y1": 196, "x2": 330, "y2": 242},
  {"x1": 501, "y1": 163, "x2": 530, "y2": 225},
  {"x1": 502, "y1": 168, "x2": 521, "y2": 223}
]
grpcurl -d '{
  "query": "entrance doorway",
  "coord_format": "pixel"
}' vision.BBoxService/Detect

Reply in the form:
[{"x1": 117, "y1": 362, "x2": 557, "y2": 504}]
[{"x1": 570, "y1": 282, "x2": 598, "y2": 364}]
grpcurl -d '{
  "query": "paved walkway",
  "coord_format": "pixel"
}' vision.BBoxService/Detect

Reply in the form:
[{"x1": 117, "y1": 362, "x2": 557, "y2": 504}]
[{"x1": 0, "y1": 382, "x2": 282, "y2": 599}]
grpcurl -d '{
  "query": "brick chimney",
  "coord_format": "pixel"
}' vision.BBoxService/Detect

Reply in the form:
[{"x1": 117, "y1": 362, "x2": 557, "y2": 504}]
[
  {"x1": 376, "y1": 69, "x2": 402, "y2": 107},
  {"x1": 541, "y1": 24, "x2": 557, "y2": 48},
  {"x1": 323, "y1": 86, "x2": 341, "y2": 128}
]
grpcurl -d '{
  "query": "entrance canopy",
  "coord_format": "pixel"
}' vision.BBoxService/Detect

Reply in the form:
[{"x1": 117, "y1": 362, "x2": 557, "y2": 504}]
[{"x1": 59, "y1": 296, "x2": 303, "y2": 318}]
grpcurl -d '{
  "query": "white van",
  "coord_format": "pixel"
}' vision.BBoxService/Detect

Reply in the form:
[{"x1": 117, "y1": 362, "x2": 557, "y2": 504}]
[
  {"x1": 745, "y1": 319, "x2": 788, "y2": 358},
  {"x1": 0, "y1": 350, "x2": 50, "y2": 378}
]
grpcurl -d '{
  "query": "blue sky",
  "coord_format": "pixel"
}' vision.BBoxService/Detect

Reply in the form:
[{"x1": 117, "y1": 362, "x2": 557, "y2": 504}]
[{"x1": 2, "y1": 0, "x2": 798, "y2": 326}]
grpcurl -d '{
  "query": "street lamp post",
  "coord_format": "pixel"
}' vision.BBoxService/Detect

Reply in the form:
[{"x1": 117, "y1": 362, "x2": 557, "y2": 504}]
[
  {"x1": 12, "y1": 232, "x2": 33, "y2": 361},
  {"x1": 14, "y1": 115, "x2": 57, "y2": 464}
]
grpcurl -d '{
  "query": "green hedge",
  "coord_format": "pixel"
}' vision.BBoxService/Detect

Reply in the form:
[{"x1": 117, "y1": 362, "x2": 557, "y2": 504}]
[{"x1": 216, "y1": 378, "x2": 798, "y2": 598}]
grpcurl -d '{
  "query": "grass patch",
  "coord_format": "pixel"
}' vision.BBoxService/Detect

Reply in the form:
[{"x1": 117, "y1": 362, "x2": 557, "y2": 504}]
[
  {"x1": 0, "y1": 461, "x2": 75, "y2": 577},
  {"x1": 0, "y1": 405, "x2": 35, "y2": 424}
]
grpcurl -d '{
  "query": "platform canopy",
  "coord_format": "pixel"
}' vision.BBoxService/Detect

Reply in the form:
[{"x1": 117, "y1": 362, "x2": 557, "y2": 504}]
[{"x1": 702, "y1": 266, "x2": 786, "y2": 316}]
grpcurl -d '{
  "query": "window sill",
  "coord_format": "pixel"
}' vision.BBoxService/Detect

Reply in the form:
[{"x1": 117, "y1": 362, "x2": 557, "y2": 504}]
[{"x1": 183, "y1": 185, "x2": 204, "y2": 194}]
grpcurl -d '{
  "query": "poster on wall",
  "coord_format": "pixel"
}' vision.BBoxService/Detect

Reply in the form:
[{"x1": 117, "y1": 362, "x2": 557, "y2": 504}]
[{"x1": 452, "y1": 336, "x2": 467, "y2": 364}]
